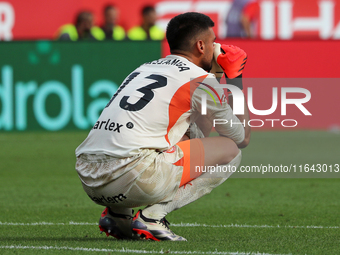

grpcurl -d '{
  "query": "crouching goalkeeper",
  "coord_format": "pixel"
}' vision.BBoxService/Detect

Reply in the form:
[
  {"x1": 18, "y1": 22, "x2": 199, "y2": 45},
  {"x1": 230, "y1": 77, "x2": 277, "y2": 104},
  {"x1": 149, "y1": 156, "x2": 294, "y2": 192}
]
[{"x1": 75, "y1": 12, "x2": 251, "y2": 241}]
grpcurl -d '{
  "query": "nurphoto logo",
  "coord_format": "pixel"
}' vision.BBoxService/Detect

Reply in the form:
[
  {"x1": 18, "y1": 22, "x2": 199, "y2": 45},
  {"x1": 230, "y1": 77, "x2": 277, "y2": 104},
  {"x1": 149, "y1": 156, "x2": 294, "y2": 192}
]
[{"x1": 199, "y1": 83, "x2": 311, "y2": 128}]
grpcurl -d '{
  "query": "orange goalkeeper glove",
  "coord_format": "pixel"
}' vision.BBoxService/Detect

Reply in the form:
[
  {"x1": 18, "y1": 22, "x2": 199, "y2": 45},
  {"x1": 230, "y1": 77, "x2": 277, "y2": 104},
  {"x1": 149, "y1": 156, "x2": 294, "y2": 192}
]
[{"x1": 215, "y1": 44, "x2": 247, "y2": 79}]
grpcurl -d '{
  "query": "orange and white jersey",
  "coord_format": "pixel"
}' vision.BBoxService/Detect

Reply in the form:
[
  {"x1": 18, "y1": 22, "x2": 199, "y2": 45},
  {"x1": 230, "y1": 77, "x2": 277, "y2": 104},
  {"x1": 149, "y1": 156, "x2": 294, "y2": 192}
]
[{"x1": 75, "y1": 55, "x2": 244, "y2": 158}]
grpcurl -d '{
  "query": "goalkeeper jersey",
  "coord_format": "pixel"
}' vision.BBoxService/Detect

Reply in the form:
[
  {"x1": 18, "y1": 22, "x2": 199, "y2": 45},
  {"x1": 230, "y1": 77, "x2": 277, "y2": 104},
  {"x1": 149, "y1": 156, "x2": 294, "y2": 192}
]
[{"x1": 75, "y1": 55, "x2": 244, "y2": 158}]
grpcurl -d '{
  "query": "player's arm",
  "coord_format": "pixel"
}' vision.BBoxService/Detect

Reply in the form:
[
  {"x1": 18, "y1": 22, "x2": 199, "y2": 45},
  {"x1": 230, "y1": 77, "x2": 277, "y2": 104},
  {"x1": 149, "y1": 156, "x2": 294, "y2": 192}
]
[
  {"x1": 191, "y1": 85, "x2": 245, "y2": 146},
  {"x1": 214, "y1": 43, "x2": 251, "y2": 148},
  {"x1": 229, "y1": 94, "x2": 250, "y2": 148},
  {"x1": 195, "y1": 115, "x2": 213, "y2": 137}
]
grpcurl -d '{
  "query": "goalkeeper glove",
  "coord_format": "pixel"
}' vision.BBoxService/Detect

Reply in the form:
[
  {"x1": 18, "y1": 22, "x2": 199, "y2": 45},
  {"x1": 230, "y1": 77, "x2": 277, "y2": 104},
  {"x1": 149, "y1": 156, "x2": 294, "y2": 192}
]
[{"x1": 215, "y1": 44, "x2": 247, "y2": 79}]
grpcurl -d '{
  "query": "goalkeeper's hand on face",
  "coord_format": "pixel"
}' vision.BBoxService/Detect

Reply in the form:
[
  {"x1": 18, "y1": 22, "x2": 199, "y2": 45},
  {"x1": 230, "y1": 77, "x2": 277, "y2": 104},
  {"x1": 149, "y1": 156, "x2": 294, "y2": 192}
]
[
  {"x1": 214, "y1": 43, "x2": 247, "y2": 79},
  {"x1": 213, "y1": 43, "x2": 247, "y2": 89},
  {"x1": 210, "y1": 45, "x2": 224, "y2": 79}
]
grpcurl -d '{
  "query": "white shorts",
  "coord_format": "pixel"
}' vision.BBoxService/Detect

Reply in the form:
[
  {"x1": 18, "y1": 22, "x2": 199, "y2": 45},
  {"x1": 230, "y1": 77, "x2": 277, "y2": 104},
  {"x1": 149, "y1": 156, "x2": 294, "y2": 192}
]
[{"x1": 76, "y1": 146, "x2": 184, "y2": 208}]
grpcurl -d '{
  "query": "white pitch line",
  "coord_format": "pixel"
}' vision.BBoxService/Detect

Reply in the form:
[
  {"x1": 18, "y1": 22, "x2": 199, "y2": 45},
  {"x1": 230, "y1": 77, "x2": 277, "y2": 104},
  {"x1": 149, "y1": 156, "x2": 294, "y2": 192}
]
[
  {"x1": 0, "y1": 221, "x2": 338, "y2": 229},
  {"x1": 0, "y1": 245, "x2": 291, "y2": 255},
  {"x1": 172, "y1": 223, "x2": 340, "y2": 229},
  {"x1": 0, "y1": 221, "x2": 97, "y2": 226}
]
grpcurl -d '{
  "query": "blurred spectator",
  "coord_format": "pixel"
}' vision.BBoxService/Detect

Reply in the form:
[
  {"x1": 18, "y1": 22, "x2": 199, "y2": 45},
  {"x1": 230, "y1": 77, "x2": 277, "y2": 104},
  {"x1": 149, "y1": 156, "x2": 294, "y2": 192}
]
[
  {"x1": 56, "y1": 11, "x2": 105, "y2": 41},
  {"x1": 101, "y1": 5, "x2": 125, "y2": 40},
  {"x1": 226, "y1": 0, "x2": 259, "y2": 38},
  {"x1": 127, "y1": 5, "x2": 164, "y2": 40}
]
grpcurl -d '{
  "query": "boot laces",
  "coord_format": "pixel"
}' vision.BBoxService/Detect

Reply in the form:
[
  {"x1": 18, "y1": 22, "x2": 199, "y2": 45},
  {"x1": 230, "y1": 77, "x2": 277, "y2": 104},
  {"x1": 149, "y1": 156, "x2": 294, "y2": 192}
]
[{"x1": 159, "y1": 217, "x2": 171, "y2": 230}]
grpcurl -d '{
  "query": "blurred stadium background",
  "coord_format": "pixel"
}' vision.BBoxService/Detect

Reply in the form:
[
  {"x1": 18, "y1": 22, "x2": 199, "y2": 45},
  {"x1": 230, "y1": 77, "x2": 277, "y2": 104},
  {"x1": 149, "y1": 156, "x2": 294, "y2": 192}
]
[
  {"x1": 1, "y1": 0, "x2": 339, "y2": 131},
  {"x1": 0, "y1": 0, "x2": 340, "y2": 254}
]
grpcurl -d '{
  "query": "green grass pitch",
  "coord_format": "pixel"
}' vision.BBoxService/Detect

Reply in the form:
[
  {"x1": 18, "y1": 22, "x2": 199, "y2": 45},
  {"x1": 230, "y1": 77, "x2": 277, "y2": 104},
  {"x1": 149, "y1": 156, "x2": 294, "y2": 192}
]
[{"x1": 0, "y1": 130, "x2": 339, "y2": 254}]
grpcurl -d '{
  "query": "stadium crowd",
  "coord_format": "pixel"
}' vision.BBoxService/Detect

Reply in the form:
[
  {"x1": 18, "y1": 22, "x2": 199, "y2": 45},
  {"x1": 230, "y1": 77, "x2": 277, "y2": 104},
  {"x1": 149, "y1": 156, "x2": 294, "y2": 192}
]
[
  {"x1": 56, "y1": 5, "x2": 165, "y2": 41},
  {"x1": 55, "y1": 0, "x2": 258, "y2": 41}
]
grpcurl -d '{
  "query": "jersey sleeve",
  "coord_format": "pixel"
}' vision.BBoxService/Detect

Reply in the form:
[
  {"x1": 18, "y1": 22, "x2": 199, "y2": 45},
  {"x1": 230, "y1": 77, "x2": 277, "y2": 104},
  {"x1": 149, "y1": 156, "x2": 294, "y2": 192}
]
[{"x1": 191, "y1": 76, "x2": 245, "y2": 145}]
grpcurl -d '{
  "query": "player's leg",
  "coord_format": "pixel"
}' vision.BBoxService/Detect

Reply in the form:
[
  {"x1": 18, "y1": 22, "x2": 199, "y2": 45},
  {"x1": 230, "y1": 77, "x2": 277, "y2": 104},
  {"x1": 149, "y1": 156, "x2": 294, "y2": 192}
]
[
  {"x1": 76, "y1": 151, "x2": 184, "y2": 240},
  {"x1": 98, "y1": 206, "x2": 138, "y2": 239},
  {"x1": 76, "y1": 154, "x2": 150, "y2": 240},
  {"x1": 201, "y1": 136, "x2": 240, "y2": 165},
  {"x1": 133, "y1": 137, "x2": 241, "y2": 240},
  {"x1": 79, "y1": 180, "x2": 138, "y2": 240}
]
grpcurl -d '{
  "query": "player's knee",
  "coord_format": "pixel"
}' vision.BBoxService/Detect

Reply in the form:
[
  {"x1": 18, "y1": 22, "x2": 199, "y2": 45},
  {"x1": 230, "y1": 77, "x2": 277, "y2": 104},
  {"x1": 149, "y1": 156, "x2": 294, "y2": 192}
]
[{"x1": 221, "y1": 141, "x2": 239, "y2": 165}]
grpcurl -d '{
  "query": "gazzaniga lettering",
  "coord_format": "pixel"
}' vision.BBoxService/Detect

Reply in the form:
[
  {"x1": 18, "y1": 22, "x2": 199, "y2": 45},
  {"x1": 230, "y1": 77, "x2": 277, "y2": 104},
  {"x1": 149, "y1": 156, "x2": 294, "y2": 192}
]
[{"x1": 144, "y1": 58, "x2": 190, "y2": 72}]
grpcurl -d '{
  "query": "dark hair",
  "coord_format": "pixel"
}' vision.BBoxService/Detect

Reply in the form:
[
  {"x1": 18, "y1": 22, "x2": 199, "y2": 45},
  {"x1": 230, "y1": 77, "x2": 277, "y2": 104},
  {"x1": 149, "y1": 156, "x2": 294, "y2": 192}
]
[
  {"x1": 75, "y1": 11, "x2": 93, "y2": 26},
  {"x1": 142, "y1": 5, "x2": 155, "y2": 16},
  {"x1": 166, "y1": 12, "x2": 214, "y2": 52},
  {"x1": 103, "y1": 4, "x2": 115, "y2": 14}
]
